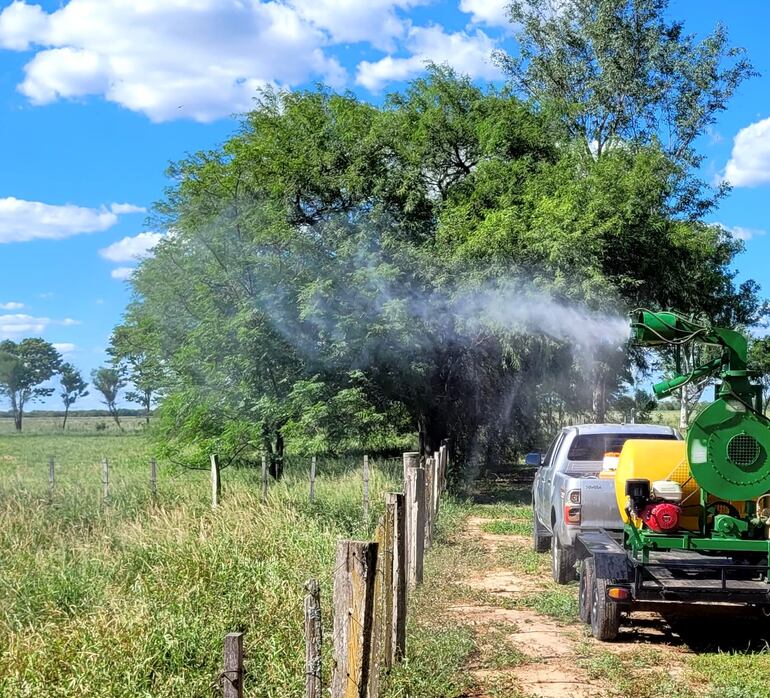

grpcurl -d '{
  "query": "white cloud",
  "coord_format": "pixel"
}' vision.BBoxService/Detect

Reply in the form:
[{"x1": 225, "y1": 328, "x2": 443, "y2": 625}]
[
  {"x1": 288, "y1": 0, "x2": 425, "y2": 51},
  {"x1": 0, "y1": 314, "x2": 81, "y2": 339},
  {"x1": 0, "y1": 0, "x2": 47, "y2": 50},
  {"x1": 99, "y1": 231, "x2": 163, "y2": 263},
  {"x1": 110, "y1": 203, "x2": 146, "y2": 215},
  {"x1": 0, "y1": 301, "x2": 24, "y2": 310},
  {"x1": 723, "y1": 117, "x2": 770, "y2": 188},
  {"x1": 0, "y1": 0, "x2": 347, "y2": 122},
  {"x1": 459, "y1": 0, "x2": 510, "y2": 27},
  {"x1": 356, "y1": 25, "x2": 501, "y2": 91},
  {"x1": 716, "y1": 223, "x2": 767, "y2": 242},
  {"x1": 111, "y1": 267, "x2": 134, "y2": 280},
  {"x1": 0, "y1": 197, "x2": 143, "y2": 243},
  {"x1": 53, "y1": 342, "x2": 76, "y2": 354}
]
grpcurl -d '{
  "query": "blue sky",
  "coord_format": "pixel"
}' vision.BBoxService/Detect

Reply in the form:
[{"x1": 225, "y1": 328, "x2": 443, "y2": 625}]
[{"x1": 0, "y1": 0, "x2": 769, "y2": 410}]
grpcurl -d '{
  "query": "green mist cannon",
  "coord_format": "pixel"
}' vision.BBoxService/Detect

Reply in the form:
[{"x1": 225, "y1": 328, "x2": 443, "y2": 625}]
[{"x1": 632, "y1": 309, "x2": 770, "y2": 502}]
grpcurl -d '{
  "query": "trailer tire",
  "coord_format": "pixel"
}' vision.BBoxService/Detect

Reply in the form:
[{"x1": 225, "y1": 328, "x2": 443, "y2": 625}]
[
  {"x1": 532, "y1": 508, "x2": 551, "y2": 553},
  {"x1": 578, "y1": 558, "x2": 594, "y2": 624},
  {"x1": 551, "y1": 531, "x2": 577, "y2": 584},
  {"x1": 590, "y1": 570, "x2": 620, "y2": 641}
]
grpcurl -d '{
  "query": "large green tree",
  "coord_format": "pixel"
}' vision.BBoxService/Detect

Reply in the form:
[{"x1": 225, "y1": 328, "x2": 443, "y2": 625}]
[
  {"x1": 0, "y1": 339, "x2": 62, "y2": 431},
  {"x1": 120, "y1": 51, "x2": 762, "y2": 472}
]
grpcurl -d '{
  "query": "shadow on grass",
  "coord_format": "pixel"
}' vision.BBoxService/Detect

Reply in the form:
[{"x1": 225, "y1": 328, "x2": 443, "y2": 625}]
[{"x1": 467, "y1": 474, "x2": 533, "y2": 505}]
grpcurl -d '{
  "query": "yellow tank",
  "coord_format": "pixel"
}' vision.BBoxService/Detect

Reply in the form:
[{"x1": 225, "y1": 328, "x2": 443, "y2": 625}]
[
  {"x1": 611, "y1": 439, "x2": 749, "y2": 531},
  {"x1": 614, "y1": 439, "x2": 699, "y2": 530}
]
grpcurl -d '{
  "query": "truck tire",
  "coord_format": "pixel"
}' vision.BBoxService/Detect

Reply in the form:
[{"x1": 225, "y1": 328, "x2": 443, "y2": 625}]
[
  {"x1": 590, "y1": 569, "x2": 620, "y2": 641},
  {"x1": 578, "y1": 558, "x2": 594, "y2": 624},
  {"x1": 532, "y1": 507, "x2": 551, "y2": 553},
  {"x1": 551, "y1": 531, "x2": 577, "y2": 584}
]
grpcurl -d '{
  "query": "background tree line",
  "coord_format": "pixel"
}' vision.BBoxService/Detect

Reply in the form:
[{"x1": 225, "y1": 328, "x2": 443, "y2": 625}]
[{"x1": 0, "y1": 337, "x2": 155, "y2": 431}]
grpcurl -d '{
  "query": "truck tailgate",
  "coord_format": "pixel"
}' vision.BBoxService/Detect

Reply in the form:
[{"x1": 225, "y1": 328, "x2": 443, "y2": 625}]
[{"x1": 580, "y1": 478, "x2": 623, "y2": 531}]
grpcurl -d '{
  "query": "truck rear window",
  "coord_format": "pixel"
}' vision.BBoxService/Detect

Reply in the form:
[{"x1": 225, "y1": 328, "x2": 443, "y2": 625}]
[{"x1": 567, "y1": 433, "x2": 676, "y2": 461}]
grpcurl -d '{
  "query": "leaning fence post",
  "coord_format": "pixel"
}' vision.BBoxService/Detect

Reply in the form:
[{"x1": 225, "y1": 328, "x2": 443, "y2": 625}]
[
  {"x1": 304, "y1": 579, "x2": 322, "y2": 698},
  {"x1": 150, "y1": 457, "x2": 158, "y2": 499},
  {"x1": 223, "y1": 632, "x2": 244, "y2": 698},
  {"x1": 261, "y1": 453, "x2": 268, "y2": 504},
  {"x1": 403, "y1": 452, "x2": 424, "y2": 588},
  {"x1": 48, "y1": 455, "x2": 55, "y2": 503},
  {"x1": 331, "y1": 540, "x2": 378, "y2": 697},
  {"x1": 384, "y1": 492, "x2": 406, "y2": 666},
  {"x1": 210, "y1": 454, "x2": 221, "y2": 509},
  {"x1": 309, "y1": 455, "x2": 317, "y2": 503},
  {"x1": 101, "y1": 457, "x2": 110, "y2": 504},
  {"x1": 363, "y1": 455, "x2": 370, "y2": 523}
]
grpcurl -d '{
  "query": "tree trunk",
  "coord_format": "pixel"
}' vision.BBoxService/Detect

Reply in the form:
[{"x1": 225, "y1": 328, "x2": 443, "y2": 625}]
[
  {"x1": 109, "y1": 404, "x2": 123, "y2": 431},
  {"x1": 592, "y1": 377, "x2": 606, "y2": 423},
  {"x1": 14, "y1": 411, "x2": 22, "y2": 431},
  {"x1": 679, "y1": 388, "x2": 688, "y2": 432},
  {"x1": 145, "y1": 390, "x2": 151, "y2": 425},
  {"x1": 63, "y1": 404, "x2": 70, "y2": 430}
]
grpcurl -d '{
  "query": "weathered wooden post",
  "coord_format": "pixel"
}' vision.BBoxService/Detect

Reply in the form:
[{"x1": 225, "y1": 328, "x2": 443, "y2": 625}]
[
  {"x1": 309, "y1": 455, "x2": 317, "y2": 503},
  {"x1": 368, "y1": 520, "x2": 385, "y2": 697},
  {"x1": 48, "y1": 455, "x2": 55, "y2": 503},
  {"x1": 210, "y1": 454, "x2": 221, "y2": 509},
  {"x1": 261, "y1": 453, "x2": 268, "y2": 504},
  {"x1": 223, "y1": 632, "x2": 244, "y2": 698},
  {"x1": 439, "y1": 443, "x2": 448, "y2": 492},
  {"x1": 424, "y1": 456, "x2": 434, "y2": 549},
  {"x1": 304, "y1": 579, "x2": 322, "y2": 698},
  {"x1": 101, "y1": 457, "x2": 110, "y2": 504},
  {"x1": 403, "y1": 452, "x2": 425, "y2": 588},
  {"x1": 432, "y1": 450, "x2": 441, "y2": 517},
  {"x1": 363, "y1": 455, "x2": 370, "y2": 523},
  {"x1": 150, "y1": 457, "x2": 158, "y2": 499},
  {"x1": 331, "y1": 540, "x2": 378, "y2": 698},
  {"x1": 384, "y1": 492, "x2": 406, "y2": 666}
]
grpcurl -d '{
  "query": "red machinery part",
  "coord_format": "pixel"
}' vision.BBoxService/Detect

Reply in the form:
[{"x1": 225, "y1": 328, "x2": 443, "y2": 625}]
[{"x1": 641, "y1": 502, "x2": 681, "y2": 533}]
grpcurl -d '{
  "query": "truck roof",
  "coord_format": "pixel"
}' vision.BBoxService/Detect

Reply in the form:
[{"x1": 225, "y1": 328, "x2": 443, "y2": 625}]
[{"x1": 568, "y1": 423, "x2": 677, "y2": 436}]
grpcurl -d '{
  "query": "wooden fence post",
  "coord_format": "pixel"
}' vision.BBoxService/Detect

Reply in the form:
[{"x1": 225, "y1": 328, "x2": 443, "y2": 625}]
[
  {"x1": 101, "y1": 457, "x2": 109, "y2": 504},
  {"x1": 150, "y1": 457, "x2": 158, "y2": 499},
  {"x1": 432, "y1": 451, "x2": 441, "y2": 517},
  {"x1": 368, "y1": 520, "x2": 385, "y2": 697},
  {"x1": 384, "y1": 492, "x2": 406, "y2": 666},
  {"x1": 261, "y1": 453, "x2": 268, "y2": 504},
  {"x1": 424, "y1": 456, "x2": 434, "y2": 550},
  {"x1": 439, "y1": 443, "x2": 447, "y2": 492},
  {"x1": 309, "y1": 455, "x2": 317, "y2": 503},
  {"x1": 210, "y1": 454, "x2": 221, "y2": 509},
  {"x1": 403, "y1": 452, "x2": 424, "y2": 588},
  {"x1": 362, "y1": 455, "x2": 370, "y2": 523},
  {"x1": 331, "y1": 540, "x2": 378, "y2": 698},
  {"x1": 304, "y1": 579, "x2": 322, "y2": 698},
  {"x1": 48, "y1": 455, "x2": 55, "y2": 503},
  {"x1": 223, "y1": 631, "x2": 244, "y2": 698}
]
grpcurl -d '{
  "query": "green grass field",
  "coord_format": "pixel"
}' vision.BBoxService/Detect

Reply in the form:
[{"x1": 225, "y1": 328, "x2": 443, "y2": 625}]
[{"x1": 0, "y1": 417, "x2": 415, "y2": 697}]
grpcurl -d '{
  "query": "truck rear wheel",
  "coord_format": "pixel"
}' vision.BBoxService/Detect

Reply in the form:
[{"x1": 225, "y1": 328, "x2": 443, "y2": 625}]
[
  {"x1": 590, "y1": 571, "x2": 620, "y2": 641},
  {"x1": 532, "y1": 507, "x2": 551, "y2": 553},
  {"x1": 578, "y1": 558, "x2": 594, "y2": 623},
  {"x1": 551, "y1": 532, "x2": 576, "y2": 584}
]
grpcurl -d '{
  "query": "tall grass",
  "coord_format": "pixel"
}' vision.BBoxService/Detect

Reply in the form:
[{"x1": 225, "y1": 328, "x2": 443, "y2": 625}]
[{"x1": 0, "y1": 424, "x2": 401, "y2": 696}]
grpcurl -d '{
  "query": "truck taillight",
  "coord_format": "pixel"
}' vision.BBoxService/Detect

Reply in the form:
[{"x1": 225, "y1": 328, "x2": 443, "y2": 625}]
[
  {"x1": 568, "y1": 489, "x2": 581, "y2": 505},
  {"x1": 564, "y1": 504, "x2": 581, "y2": 525}
]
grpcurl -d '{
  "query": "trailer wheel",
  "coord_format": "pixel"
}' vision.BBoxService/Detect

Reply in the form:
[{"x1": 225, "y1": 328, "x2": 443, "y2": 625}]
[
  {"x1": 578, "y1": 558, "x2": 594, "y2": 624},
  {"x1": 551, "y1": 532, "x2": 576, "y2": 584},
  {"x1": 532, "y1": 508, "x2": 551, "y2": 553},
  {"x1": 590, "y1": 571, "x2": 620, "y2": 641}
]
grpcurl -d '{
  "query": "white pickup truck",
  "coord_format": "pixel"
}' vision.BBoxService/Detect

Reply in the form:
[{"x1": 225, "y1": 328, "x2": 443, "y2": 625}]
[{"x1": 532, "y1": 423, "x2": 681, "y2": 584}]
